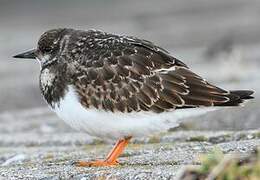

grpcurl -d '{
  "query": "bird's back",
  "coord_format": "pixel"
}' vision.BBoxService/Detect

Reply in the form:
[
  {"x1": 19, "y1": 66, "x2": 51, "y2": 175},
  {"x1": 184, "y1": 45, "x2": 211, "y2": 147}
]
[{"x1": 54, "y1": 29, "x2": 253, "y2": 114}]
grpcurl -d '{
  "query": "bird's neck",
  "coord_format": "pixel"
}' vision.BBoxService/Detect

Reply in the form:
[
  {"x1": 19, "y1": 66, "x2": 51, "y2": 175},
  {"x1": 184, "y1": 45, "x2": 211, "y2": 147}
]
[{"x1": 39, "y1": 65, "x2": 68, "y2": 107}]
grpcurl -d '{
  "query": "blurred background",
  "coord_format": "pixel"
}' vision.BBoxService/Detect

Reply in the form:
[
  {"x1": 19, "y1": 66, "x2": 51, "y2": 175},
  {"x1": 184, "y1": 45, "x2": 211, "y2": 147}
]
[{"x1": 0, "y1": 0, "x2": 259, "y2": 131}]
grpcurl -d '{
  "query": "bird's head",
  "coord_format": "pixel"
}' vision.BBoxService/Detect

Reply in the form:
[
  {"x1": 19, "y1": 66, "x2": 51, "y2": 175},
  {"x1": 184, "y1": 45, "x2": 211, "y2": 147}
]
[{"x1": 13, "y1": 28, "x2": 68, "y2": 66}]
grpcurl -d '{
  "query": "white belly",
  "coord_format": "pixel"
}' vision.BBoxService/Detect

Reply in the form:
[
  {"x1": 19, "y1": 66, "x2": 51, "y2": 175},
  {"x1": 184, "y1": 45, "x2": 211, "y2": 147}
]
[{"x1": 52, "y1": 86, "x2": 216, "y2": 140}]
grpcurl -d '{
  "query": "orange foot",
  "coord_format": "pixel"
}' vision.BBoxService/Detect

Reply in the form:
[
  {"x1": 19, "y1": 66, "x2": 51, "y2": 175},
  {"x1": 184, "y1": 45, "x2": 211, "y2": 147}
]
[
  {"x1": 73, "y1": 137, "x2": 131, "y2": 167},
  {"x1": 74, "y1": 160, "x2": 119, "y2": 167}
]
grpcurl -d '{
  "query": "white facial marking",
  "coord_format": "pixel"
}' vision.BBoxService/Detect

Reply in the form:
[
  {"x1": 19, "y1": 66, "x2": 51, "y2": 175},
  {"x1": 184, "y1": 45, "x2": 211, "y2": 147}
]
[
  {"x1": 40, "y1": 68, "x2": 56, "y2": 87},
  {"x1": 36, "y1": 54, "x2": 51, "y2": 67}
]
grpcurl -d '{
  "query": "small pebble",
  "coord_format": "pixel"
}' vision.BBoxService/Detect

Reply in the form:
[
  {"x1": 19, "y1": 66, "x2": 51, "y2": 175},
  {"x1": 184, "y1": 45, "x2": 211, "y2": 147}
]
[{"x1": 1, "y1": 154, "x2": 28, "y2": 166}]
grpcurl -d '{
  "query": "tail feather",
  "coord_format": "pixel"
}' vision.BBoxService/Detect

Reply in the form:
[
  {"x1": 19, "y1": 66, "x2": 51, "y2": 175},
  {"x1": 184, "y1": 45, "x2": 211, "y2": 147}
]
[
  {"x1": 218, "y1": 90, "x2": 254, "y2": 106},
  {"x1": 230, "y1": 90, "x2": 254, "y2": 99}
]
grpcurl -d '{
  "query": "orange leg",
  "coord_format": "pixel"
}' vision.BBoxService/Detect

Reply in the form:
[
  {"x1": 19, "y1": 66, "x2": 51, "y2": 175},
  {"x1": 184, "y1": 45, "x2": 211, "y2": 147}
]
[{"x1": 75, "y1": 136, "x2": 131, "y2": 167}]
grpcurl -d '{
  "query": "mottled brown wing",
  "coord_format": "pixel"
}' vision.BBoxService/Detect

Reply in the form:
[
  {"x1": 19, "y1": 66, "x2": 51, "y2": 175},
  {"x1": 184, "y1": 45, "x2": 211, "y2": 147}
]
[{"x1": 73, "y1": 40, "x2": 230, "y2": 113}]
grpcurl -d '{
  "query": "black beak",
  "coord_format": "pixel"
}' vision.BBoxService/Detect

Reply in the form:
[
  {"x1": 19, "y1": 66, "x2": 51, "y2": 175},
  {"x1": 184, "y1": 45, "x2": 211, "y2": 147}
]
[{"x1": 13, "y1": 49, "x2": 36, "y2": 59}]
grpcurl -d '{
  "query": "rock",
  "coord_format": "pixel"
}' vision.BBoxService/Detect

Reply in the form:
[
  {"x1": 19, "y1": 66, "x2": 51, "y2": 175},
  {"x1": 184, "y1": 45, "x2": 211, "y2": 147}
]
[{"x1": 1, "y1": 154, "x2": 28, "y2": 166}]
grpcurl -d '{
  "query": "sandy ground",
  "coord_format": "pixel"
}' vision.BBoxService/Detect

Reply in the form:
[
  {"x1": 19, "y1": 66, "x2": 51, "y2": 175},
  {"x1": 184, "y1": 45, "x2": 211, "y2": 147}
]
[{"x1": 0, "y1": 0, "x2": 260, "y2": 179}]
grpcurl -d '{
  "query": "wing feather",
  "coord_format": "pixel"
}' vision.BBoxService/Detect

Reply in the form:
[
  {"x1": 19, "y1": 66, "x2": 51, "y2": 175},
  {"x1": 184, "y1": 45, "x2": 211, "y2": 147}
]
[{"x1": 70, "y1": 31, "x2": 236, "y2": 113}]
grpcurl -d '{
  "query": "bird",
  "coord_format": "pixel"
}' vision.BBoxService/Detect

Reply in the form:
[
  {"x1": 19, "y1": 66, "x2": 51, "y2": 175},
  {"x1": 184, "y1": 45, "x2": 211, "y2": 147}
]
[{"x1": 13, "y1": 28, "x2": 254, "y2": 167}]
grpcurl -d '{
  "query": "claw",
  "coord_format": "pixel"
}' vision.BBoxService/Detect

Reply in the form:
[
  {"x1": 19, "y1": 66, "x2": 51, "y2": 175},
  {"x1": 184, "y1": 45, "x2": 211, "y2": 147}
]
[{"x1": 73, "y1": 160, "x2": 119, "y2": 167}]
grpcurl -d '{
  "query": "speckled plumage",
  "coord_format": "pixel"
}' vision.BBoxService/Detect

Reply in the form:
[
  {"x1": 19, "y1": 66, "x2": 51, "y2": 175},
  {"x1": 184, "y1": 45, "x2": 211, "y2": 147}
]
[
  {"x1": 35, "y1": 28, "x2": 253, "y2": 115},
  {"x1": 38, "y1": 29, "x2": 254, "y2": 115},
  {"x1": 13, "y1": 28, "x2": 254, "y2": 140}
]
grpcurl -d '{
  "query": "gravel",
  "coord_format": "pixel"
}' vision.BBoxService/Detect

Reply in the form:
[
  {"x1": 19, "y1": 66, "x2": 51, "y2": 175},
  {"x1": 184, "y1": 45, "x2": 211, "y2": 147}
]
[{"x1": 0, "y1": 107, "x2": 259, "y2": 179}]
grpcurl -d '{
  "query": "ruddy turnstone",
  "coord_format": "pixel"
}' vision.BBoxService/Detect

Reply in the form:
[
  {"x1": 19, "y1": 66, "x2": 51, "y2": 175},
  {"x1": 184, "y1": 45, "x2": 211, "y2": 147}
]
[{"x1": 13, "y1": 28, "x2": 254, "y2": 167}]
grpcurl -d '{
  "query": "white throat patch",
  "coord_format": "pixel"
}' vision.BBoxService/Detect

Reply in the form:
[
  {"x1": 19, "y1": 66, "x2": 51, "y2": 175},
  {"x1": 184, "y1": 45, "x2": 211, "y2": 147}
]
[{"x1": 40, "y1": 68, "x2": 56, "y2": 88}]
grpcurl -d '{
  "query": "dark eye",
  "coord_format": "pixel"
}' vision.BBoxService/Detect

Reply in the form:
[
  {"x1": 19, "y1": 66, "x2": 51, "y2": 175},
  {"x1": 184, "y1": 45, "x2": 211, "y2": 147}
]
[{"x1": 44, "y1": 47, "x2": 52, "y2": 52}]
